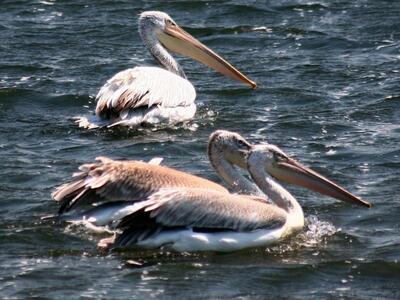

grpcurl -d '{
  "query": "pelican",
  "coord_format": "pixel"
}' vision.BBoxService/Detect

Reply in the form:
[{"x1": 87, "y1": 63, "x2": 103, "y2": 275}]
[
  {"x1": 76, "y1": 11, "x2": 256, "y2": 129},
  {"x1": 52, "y1": 130, "x2": 257, "y2": 224},
  {"x1": 107, "y1": 144, "x2": 371, "y2": 252}
]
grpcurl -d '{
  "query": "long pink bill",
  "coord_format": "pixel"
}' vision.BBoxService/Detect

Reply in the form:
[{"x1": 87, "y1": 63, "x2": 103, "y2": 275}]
[
  {"x1": 157, "y1": 22, "x2": 257, "y2": 88},
  {"x1": 267, "y1": 158, "x2": 372, "y2": 208}
]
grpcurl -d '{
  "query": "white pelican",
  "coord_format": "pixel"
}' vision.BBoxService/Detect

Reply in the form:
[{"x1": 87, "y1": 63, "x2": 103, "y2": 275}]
[
  {"x1": 52, "y1": 130, "x2": 257, "y2": 222},
  {"x1": 76, "y1": 11, "x2": 256, "y2": 129},
  {"x1": 108, "y1": 144, "x2": 371, "y2": 252}
]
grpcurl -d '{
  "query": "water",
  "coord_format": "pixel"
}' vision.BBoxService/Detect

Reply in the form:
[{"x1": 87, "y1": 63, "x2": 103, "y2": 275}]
[{"x1": 1, "y1": 0, "x2": 400, "y2": 298}]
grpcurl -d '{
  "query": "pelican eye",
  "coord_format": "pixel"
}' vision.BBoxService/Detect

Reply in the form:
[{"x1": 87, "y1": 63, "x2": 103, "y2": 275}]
[
  {"x1": 236, "y1": 139, "x2": 249, "y2": 148},
  {"x1": 273, "y1": 151, "x2": 288, "y2": 161},
  {"x1": 166, "y1": 19, "x2": 177, "y2": 27}
]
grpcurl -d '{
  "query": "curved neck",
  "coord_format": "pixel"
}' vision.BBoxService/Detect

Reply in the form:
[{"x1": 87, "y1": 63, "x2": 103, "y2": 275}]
[
  {"x1": 248, "y1": 163, "x2": 303, "y2": 217},
  {"x1": 139, "y1": 25, "x2": 187, "y2": 78},
  {"x1": 208, "y1": 146, "x2": 263, "y2": 196}
]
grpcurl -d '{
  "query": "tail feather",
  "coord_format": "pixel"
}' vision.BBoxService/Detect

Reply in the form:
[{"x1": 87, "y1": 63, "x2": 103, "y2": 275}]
[
  {"x1": 52, "y1": 179, "x2": 86, "y2": 202},
  {"x1": 52, "y1": 158, "x2": 114, "y2": 213}
]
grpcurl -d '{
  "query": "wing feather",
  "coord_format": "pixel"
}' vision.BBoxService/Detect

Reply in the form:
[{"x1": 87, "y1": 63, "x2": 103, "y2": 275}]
[
  {"x1": 52, "y1": 157, "x2": 227, "y2": 213},
  {"x1": 117, "y1": 188, "x2": 287, "y2": 232}
]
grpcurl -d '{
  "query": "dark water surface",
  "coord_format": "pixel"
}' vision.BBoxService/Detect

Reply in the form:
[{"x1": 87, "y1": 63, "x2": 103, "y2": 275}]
[{"x1": 1, "y1": 0, "x2": 400, "y2": 298}]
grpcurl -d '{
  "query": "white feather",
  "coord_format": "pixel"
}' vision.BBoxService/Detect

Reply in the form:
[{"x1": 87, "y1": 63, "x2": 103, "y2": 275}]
[
  {"x1": 136, "y1": 227, "x2": 287, "y2": 252},
  {"x1": 96, "y1": 67, "x2": 195, "y2": 123},
  {"x1": 148, "y1": 157, "x2": 163, "y2": 165}
]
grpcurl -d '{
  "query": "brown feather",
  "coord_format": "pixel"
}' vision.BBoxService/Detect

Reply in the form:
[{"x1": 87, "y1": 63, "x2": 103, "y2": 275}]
[{"x1": 53, "y1": 158, "x2": 228, "y2": 213}]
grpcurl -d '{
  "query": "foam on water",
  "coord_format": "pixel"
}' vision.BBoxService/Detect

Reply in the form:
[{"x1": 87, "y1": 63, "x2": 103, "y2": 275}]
[{"x1": 266, "y1": 215, "x2": 337, "y2": 254}]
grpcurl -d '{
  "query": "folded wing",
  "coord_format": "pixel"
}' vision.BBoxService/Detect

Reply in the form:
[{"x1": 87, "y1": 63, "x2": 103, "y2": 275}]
[
  {"x1": 115, "y1": 188, "x2": 287, "y2": 247},
  {"x1": 95, "y1": 66, "x2": 196, "y2": 119}
]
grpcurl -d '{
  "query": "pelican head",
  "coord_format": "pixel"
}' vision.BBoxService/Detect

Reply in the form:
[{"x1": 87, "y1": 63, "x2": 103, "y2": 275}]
[
  {"x1": 248, "y1": 144, "x2": 372, "y2": 208},
  {"x1": 208, "y1": 130, "x2": 252, "y2": 169},
  {"x1": 139, "y1": 11, "x2": 256, "y2": 88},
  {"x1": 139, "y1": 11, "x2": 170, "y2": 31}
]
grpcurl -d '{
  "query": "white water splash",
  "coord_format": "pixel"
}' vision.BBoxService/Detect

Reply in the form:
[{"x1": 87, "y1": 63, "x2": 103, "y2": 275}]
[
  {"x1": 65, "y1": 220, "x2": 114, "y2": 235},
  {"x1": 298, "y1": 215, "x2": 337, "y2": 247},
  {"x1": 266, "y1": 215, "x2": 337, "y2": 254}
]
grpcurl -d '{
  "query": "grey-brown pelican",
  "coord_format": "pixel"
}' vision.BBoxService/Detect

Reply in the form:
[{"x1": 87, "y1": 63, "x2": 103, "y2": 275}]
[
  {"x1": 76, "y1": 11, "x2": 256, "y2": 129},
  {"x1": 53, "y1": 131, "x2": 371, "y2": 252},
  {"x1": 110, "y1": 144, "x2": 371, "y2": 252},
  {"x1": 52, "y1": 130, "x2": 256, "y2": 223}
]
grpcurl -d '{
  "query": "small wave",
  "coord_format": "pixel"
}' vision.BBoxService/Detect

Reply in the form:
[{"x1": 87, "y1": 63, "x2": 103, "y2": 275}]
[
  {"x1": 278, "y1": 2, "x2": 330, "y2": 11},
  {"x1": 252, "y1": 26, "x2": 273, "y2": 33}
]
